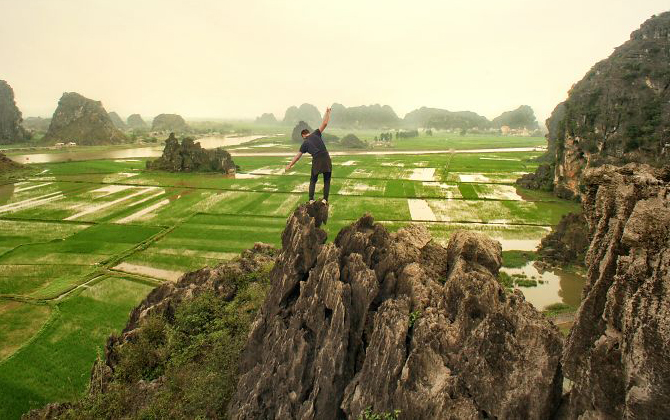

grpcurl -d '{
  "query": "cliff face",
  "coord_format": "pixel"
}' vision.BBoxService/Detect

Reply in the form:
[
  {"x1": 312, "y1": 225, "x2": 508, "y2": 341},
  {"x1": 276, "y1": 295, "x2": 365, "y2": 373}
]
[
  {"x1": 146, "y1": 133, "x2": 237, "y2": 173},
  {"x1": 0, "y1": 80, "x2": 29, "y2": 144},
  {"x1": 561, "y1": 164, "x2": 670, "y2": 418},
  {"x1": 43, "y1": 92, "x2": 127, "y2": 145},
  {"x1": 541, "y1": 12, "x2": 670, "y2": 198},
  {"x1": 283, "y1": 104, "x2": 322, "y2": 126},
  {"x1": 230, "y1": 203, "x2": 563, "y2": 419}
]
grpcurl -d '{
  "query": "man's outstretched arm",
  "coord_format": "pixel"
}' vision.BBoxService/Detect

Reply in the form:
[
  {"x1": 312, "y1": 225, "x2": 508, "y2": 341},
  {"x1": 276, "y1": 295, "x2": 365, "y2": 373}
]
[
  {"x1": 285, "y1": 152, "x2": 303, "y2": 171},
  {"x1": 319, "y1": 107, "x2": 332, "y2": 133}
]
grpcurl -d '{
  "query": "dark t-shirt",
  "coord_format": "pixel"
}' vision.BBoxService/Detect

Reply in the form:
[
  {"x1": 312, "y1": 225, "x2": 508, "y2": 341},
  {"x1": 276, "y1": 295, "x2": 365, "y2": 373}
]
[{"x1": 299, "y1": 129, "x2": 328, "y2": 156}]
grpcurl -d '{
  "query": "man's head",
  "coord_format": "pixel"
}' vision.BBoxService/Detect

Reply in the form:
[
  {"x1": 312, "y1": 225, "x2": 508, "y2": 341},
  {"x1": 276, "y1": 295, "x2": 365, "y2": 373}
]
[{"x1": 301, "y1": 129, "x2": 310, "y2": 139}]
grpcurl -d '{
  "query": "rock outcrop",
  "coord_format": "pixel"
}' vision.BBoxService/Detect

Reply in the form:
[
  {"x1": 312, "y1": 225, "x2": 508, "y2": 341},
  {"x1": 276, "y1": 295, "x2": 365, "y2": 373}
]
[
  {"x1": 516, "y1": 163, "x2": 554, "y2": 191},
  {"x1": 126, "y1": 113, "x2": 148, "y2": 130},
  {"x1": 229, "y1": 202, "x2": 564, "y2": 419},
  {"x1": 340, "y1": 133, "x2": 368, "y2": 149},
  {"x1": 0, "y1": 80, "x2": 29, "y2": 144},
  {"x1": 521, "y1": 12, "x2": 670, "y2": 198},
  {"x1": 151, "y1": 113, "x2": 190, "y2": 133},
  {"x1": 329, "y1": 103, "x2": 401, "y2": 129},
  {"x1": 43, "y1": 92, "x2": 127, "y2": 145},
  {"x1": 146, "y1": 133, "x2": 237, "y2": 173},
  {"x1": 536, "y1": 212, "x2": 589, "y2": 266},
  {"x1": 561, "y1": 164, "x2": 670, "y2": 418},
  {"x1": 107, "y1": 111, "x2": 127, "y2": 130}
]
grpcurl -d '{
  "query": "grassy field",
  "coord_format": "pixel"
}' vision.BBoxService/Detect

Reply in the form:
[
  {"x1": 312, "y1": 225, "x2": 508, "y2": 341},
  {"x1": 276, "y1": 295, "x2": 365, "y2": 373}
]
[{"x1": 0, "y1": 135, "x2": 581, "y2": 419}]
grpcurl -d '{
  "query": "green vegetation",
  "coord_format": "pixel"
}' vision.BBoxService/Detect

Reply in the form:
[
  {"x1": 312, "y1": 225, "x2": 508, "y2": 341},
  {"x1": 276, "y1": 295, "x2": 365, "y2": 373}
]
[
  {"x1": 55, "y1": 264, "x2": 271, "y2": 419},
  {"x1": 0, "y1": 276, "x2": 155, "y2": 418},
  {"x1": 543, "y1": 302, "x2": 574, "y2": 317},
  {"x1": 502, "y1": 250, "x2": 537, "y2": 268},
  {"x1": 358, "y1": 407, "x2": 402, "y2": 420}
]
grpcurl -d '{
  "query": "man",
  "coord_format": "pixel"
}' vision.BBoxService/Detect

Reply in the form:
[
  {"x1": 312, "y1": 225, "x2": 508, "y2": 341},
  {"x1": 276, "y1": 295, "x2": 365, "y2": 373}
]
[{"x1": 285, "y1": 107, "x2": 333, "y2": 203}]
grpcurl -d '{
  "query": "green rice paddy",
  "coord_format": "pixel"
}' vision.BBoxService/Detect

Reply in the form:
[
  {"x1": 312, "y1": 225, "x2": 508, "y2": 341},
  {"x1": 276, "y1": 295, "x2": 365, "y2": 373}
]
[{"x1": 0, "y1": 135, "x2": 581, "y2": 418}]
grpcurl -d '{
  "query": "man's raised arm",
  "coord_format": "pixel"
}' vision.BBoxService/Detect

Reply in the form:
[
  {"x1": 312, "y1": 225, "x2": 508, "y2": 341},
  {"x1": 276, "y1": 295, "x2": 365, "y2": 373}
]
[{"x1": 319, "y1": 107, "x2": 332, "y2": 133}]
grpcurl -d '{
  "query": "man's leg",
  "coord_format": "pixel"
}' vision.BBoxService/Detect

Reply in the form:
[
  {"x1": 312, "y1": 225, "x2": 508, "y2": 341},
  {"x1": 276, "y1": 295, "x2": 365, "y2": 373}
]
[
  {"x1": 323, "y1": 172, "x2": 331, "y2": 201},
  {"x1": 309, "y1": 172, "x2": 319, "y2": 201}
]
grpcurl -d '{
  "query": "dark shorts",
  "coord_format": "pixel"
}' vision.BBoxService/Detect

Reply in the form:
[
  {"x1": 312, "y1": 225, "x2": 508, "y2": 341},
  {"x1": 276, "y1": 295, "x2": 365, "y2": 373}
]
[{"x1": 311, "y1": 152, "x2": 332, "y2": 175}]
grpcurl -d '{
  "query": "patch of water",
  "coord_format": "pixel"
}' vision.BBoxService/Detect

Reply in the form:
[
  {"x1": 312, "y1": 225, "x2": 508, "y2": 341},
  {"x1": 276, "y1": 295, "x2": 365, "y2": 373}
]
[{"x1": 502, "y1": 262, "x2": 586, "y2": 310}]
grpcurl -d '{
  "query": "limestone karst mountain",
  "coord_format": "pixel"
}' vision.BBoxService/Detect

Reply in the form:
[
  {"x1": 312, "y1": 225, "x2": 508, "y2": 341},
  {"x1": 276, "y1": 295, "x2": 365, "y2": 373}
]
[
  {"x1": 126, "y1": 113, "x2": 148, "y2": 130},
  {"x1": 43, "y1": 92, "x2": 127, "y2": 145},
  {"x1": 0, "y1": 80, "x2": 29, "y2": 144},
  {"x1": 107, "y1": 111, "x2": 127, "y2": 130},
  {"x1": 520, "y1": 12, "x2": 670, "y2": 199},
  {"x1": 255, "y1": 112, "x2": 277, "y2": 125},
  {"x1": 151, "y1": 113, "x2": 191, "y2": 133}
]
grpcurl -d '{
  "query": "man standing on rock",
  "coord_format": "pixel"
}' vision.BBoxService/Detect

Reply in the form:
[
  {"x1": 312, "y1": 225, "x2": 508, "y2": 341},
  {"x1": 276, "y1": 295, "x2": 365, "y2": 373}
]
[{"x1": 285, "y1": 107, "x2": 333, "y2": 203}]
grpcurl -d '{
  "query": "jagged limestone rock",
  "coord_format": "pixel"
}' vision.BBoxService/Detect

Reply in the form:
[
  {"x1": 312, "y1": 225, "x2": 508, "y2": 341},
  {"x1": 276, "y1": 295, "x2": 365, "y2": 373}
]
[
  {"x1": 146, "y1": 133, "x2": 236, "y2": 173},
  {"x1": 229, "y1": 202, "x2": 564, "y2": 419},
  {"x1": 537, "y1": 212, "x2": 589, "y2": 266},
  {"x1": 43, "y1": 92, "x2": 126, "y2": 145},
  {"x1": 0, "y1": 80, "x2": 29, "y2": 144},
  {"x1": 561, "y1": 163, "x2": 670, "y2": 419}
]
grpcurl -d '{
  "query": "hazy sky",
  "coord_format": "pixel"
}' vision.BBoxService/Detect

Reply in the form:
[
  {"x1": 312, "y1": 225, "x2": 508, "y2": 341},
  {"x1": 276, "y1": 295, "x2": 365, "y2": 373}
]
[{"x1": 1, "y1": 0, "x2": 668, "y2": 125}]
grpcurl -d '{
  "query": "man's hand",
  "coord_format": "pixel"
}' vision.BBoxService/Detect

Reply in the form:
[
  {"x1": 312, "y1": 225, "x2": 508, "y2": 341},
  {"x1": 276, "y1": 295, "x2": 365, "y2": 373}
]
[
  {"x1": 285, "y1": 164, "x2": 292, "y2": 172},
  {"x1": 320, "y1": 107, "x2": 332, "y2": 133}
]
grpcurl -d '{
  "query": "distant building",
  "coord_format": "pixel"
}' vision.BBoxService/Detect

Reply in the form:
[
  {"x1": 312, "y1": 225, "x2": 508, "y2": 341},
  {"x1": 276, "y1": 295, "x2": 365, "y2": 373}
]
[
  {"x1": 501, "y1": 126, "x2": 511, "y2": 135},
  {"x1": 67, "y1": 142, "x2": 77, "y2": 146},
  {"x1": 55, "y1": 142, "x2": 65, "y2": 147}
]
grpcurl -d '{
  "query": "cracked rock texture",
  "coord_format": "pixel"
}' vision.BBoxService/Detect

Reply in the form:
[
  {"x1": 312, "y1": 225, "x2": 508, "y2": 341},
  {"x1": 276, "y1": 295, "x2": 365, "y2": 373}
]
[
  {"x1": 561, "y1": 164, "x2": 670, "y2": 419},
  {"x1": 229, "y1": 201, "x2": 563, "y2": 419}
]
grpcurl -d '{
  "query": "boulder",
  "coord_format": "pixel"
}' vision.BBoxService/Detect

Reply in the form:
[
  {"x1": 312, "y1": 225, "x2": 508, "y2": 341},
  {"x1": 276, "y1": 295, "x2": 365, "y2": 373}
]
[
  {"x1": 561, "y1": 163, "x2": 670, "y2": 418},
  {"x1": 291, "y1": 121, "x2": 312, "y2": 142},
  {"x1": 340, "y1": 133, "x2": 367, "y2": 149},
  {"x1": 0, "y1": 80, "x2": 29, "y2": 144},
  {"x1": 537, "y1": 212, "x2": 589, "y2": 266},
  {"x1": 43, "y1": 92, "x2": 127, "y2": 145}
]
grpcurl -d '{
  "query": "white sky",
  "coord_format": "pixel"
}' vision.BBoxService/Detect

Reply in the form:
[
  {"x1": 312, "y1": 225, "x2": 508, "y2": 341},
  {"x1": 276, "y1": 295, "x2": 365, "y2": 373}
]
[{"x1": 1, "y1": 0, "x2": 668, "y2": 125}]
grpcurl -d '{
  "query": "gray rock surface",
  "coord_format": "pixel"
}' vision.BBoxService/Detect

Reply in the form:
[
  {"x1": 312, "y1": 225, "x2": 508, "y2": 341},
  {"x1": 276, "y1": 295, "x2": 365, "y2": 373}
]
[
  {"x1": 146, "y1": 133, "x2": 237, "y2": 173},
  {"x1": 43, "y1": 92, "x2": 126, "y2": 145},
  {"x1": 229, "y1": 202, "x2": 564, "y2": 419},
  {"x1": 561, "y1": 163, "x2": 670, "y2": 418},
  {"x1": 0, "y1": 80, "x2": 29, "y2": 143}
]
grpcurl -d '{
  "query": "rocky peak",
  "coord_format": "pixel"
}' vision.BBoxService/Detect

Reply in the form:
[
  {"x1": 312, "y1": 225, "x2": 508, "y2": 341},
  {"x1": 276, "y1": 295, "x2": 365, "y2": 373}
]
[
  {"x1": 0, "y1": 80, "x2": 29, "y2": 144},
  {"x1": 230, "y1": 202, "x2": 563, "y2": 419},
  {"x1": 107, "y1": 111, "x2": 127, "y2": 130},
  {"x1": 43, "y1": 92, "x2": 126, "y2": 145},
  {"x1": 151, "y1": 113, "x2": 190, "y2": 133},
  {"x1": 561, "y1": 163, "x2": 670, "y2": 418}
]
